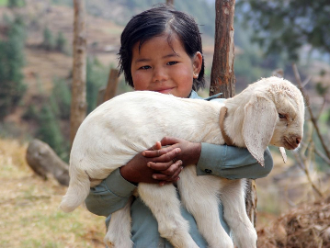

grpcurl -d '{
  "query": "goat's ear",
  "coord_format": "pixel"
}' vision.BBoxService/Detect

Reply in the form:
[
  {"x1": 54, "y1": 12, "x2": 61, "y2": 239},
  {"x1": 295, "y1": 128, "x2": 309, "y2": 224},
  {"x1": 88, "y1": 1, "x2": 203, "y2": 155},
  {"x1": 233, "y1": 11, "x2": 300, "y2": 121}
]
[{"x1": 242, "y1": 95, "x2": 277, "y2": 166}]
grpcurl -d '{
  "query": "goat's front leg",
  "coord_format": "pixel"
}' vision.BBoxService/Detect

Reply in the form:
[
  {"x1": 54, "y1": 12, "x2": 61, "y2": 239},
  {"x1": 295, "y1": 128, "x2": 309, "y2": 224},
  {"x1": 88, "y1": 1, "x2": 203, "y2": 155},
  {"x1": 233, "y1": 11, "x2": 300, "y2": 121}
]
[
  {"x1": 178, "y1": 166, "x2": 234, "y2": 248},
  {"x1": 138, "y1": 183, "x2": 199, "y2": 248},
  {"x1": 104, "y1": 196, "x2": 134, "y2": 248},
  {"x1": 220, "y1": 179, "x2": 257, "y2": 248}
]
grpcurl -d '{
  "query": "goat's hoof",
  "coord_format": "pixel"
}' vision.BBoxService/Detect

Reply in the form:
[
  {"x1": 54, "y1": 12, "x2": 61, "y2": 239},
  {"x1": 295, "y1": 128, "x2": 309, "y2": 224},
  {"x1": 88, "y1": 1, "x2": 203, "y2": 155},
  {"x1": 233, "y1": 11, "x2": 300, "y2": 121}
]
[
  {"x1": 232, "y1": 228, "x2": 257, "y2": 248},
  {"x1": 208, "y1": 236, "x2": 234, "y2": 248}
]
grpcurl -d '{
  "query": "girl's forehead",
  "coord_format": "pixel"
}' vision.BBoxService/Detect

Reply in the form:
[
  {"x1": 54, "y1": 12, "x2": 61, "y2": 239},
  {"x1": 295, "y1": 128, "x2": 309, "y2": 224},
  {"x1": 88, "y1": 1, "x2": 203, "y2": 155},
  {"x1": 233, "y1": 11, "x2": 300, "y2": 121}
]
[{"x1": 135, "y1": 32, "x2": 183, "y2": 54}]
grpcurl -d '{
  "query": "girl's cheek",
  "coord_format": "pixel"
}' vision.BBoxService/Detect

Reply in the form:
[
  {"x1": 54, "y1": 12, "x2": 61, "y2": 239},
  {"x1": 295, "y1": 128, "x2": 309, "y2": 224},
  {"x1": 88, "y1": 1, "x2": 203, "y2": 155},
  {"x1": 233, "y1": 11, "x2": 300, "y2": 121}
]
[
  {"x1": 174, "y1": 65, "x2": 193, "y2": 80},
  {"x1": 132, "y1": 72, "x2": 148, "y2": 90}
]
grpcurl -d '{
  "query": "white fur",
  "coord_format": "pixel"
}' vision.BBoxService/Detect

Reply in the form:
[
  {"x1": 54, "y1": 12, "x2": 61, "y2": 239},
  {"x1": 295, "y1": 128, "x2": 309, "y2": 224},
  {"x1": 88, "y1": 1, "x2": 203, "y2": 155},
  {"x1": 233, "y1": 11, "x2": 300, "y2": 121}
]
[{"x1": 60, "y1": 77, "x2": 305, "y2": 248}]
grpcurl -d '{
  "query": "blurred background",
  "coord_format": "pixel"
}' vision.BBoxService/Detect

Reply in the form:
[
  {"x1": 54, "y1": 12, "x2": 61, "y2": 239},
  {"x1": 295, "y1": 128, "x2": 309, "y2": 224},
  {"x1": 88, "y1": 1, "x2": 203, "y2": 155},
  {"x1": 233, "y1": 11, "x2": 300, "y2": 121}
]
[{"x1": 0, "y1": 0, "x2": 329, "y2": 247}]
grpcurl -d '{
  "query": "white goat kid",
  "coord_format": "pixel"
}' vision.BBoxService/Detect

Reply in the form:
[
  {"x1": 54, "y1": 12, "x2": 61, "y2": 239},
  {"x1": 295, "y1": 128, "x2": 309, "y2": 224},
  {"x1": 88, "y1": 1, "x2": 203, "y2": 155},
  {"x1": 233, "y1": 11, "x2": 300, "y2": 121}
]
[{"x1": 60, "y1": 76, "x2": 305, "y2": 248}]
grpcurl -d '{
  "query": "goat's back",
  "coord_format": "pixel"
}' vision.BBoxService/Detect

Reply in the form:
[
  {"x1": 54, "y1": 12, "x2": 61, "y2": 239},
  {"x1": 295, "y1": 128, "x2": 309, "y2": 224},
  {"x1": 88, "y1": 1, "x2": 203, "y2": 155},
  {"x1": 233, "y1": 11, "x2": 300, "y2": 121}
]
[{"x1": 70, "y1": 91, "x2": 224, "y2": 180}]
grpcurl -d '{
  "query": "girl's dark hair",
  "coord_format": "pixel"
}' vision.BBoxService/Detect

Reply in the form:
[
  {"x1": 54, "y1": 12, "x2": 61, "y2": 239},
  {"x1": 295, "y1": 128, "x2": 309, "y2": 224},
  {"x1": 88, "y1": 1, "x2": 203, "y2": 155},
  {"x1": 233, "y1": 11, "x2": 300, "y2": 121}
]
[{"x1": 118, "y1": 5, "x2": 205, "y2": 91}]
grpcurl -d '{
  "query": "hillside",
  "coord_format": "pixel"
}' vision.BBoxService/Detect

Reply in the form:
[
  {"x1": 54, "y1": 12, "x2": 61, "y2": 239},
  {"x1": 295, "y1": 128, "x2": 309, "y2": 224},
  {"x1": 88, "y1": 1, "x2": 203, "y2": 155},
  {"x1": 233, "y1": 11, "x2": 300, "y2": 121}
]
[
  {"x1": 0, "y1": 3, "x2": 124, "y2": 132},
  {"x1": 1, "y1": 2, "x2": 219, "y2": 135},
  {"x1": 20, "y1": 4, "x2": 123, "y2": 94}
]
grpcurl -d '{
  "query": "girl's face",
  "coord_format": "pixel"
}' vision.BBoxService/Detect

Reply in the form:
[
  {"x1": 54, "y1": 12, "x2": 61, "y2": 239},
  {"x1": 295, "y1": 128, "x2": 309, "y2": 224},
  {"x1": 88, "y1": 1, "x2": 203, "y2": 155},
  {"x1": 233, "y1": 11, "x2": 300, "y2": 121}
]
[{"x1": 130, "y1": 33, "x2": 202, "y2": 98}]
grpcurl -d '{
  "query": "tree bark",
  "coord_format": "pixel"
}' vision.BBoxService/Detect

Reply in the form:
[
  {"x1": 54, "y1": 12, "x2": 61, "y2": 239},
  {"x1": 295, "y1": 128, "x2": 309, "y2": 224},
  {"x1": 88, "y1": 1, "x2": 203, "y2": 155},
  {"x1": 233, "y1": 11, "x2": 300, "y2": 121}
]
[
  {"x1": 103, "y1": 68, "x2": 120, "y2": 102},
  {"x1": 26, "y1": 139, "x2": 70, "y2": 186},
  {"x1": 245, "y1": 179, "x2": 257, "y2": 226},
  {"x1": 210, "y1": 0, "x2": 257, "y2": 226},
  {"x1": 210, "y1": 0, "x2": 236, "y2": 98},
  {"x1": 70, "y1": 0, "x2": 87, "y2": 145}
]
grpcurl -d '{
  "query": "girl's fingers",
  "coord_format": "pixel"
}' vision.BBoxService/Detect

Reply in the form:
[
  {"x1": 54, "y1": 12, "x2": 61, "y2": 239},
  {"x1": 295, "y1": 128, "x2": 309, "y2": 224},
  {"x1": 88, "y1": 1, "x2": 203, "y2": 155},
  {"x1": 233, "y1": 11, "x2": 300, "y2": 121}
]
[
  {"x1": 142, "y1": 144, "x2": 175, "y2": 157},
  {"x1": 149, "y1": 141, "x2": 162, "y2": 151},
  {"x1": 159, "y1": 176, "x2": 180, "y2": 186},
  {"x1": 144, "y1": 147, "x2": 181, "y2": 162},
  {"x1": 149, "y1": 159, "x2": 183, "y2": 174},
  {"x1": 151, "y1": 160, "x2": 183, "y2": 179},
  {"x1": 160, "y1": 136, "x2": 182, "y2": 146}
]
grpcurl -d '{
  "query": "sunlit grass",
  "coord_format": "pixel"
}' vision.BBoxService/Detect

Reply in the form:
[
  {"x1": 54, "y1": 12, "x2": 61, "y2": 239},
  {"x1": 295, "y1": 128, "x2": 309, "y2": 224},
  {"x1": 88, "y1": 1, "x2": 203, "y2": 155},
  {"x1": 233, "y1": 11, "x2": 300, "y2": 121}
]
[{"x1": 0, "y1": 138, "x2": 106, "y2": 247}]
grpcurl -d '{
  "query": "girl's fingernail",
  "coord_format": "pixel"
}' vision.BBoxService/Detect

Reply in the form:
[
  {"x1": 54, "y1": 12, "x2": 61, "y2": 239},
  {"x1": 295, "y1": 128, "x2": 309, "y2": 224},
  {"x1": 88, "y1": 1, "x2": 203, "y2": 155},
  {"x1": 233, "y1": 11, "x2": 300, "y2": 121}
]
[{"x1": 152, "y1": 175, "x2": 157, "y2": 179}]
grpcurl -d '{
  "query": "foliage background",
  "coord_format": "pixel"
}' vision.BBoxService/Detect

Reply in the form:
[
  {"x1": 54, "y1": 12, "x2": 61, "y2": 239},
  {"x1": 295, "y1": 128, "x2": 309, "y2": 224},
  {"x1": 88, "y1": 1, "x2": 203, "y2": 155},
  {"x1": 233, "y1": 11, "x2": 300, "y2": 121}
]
[{"x1": 0, "y1": 0, "x2": 329, "y2": 247}]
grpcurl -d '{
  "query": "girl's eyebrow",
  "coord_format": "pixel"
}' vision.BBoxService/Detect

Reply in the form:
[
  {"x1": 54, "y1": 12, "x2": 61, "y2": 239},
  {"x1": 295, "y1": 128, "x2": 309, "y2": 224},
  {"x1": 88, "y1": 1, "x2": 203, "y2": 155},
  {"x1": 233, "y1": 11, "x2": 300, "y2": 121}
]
[
  {"x1": 163, "y1": 53, "x2": 180, "y2": 58},
  {"x1": 134, "y1": 58, "x2": 150, "y2": 63},
  {"x1": 135, "y1": 53, "x2": 180, "y2": 63}
]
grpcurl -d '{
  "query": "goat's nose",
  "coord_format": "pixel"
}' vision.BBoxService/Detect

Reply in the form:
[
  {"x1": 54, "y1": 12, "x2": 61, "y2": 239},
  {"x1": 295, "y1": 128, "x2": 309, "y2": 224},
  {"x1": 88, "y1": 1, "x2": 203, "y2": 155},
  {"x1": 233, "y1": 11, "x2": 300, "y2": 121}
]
[{"x1": 296, "y1": 137, "x2": 301, "y2": 144}]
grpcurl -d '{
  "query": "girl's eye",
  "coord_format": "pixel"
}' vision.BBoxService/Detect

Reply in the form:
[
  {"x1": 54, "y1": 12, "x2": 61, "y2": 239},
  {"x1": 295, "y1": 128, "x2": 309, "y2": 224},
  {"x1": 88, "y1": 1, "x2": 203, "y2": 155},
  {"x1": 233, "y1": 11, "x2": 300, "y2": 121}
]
[
  {"x1": 279, "y1": 113, "x2": 286, "y2": 119},
  {"x1": 139, "y1": 65, "x2": 151, "y2": 70},
  {"x1": 167, "y1": 61, "x2": 178, "y2": 66}
]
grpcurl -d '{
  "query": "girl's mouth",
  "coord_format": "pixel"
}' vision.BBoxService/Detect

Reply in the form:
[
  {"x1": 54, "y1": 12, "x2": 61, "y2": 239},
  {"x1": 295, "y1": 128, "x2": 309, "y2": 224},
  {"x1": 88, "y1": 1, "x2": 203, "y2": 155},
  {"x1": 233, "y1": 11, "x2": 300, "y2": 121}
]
[{"x1": 155, "y1": 88, "x2": 174, "y2": 94}]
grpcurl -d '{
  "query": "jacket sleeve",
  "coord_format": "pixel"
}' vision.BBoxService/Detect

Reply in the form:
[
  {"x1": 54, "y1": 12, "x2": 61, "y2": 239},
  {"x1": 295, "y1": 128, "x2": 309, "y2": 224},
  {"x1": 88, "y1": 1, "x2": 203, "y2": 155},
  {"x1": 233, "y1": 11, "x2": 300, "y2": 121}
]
[
  {"x1": 85, "y1": 168, "x2": 137, "y2": 217},
  {"x1": 196, "y1": 143, "x2": 273, "y2": 179}
]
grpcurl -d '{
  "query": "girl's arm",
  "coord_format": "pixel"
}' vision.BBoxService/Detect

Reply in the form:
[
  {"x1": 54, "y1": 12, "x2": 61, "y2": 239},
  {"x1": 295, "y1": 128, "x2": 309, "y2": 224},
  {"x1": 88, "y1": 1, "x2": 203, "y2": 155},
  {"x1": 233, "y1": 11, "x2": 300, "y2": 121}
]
[
  {"x1": 196, "y1": 143, "x2": 273, "y2": 179},
  {"x1": 85, "y1": 144, "x2": 183, "y2": 217},
  {"x1": 147, "y1": 137, "x2": 273, "y2": 180},
  {"x1": 85, "y1": 137, "x2": 273, "y2": 216},
  {"x1": 85, "y1": 168, "x2": 136, "y2": 217}
]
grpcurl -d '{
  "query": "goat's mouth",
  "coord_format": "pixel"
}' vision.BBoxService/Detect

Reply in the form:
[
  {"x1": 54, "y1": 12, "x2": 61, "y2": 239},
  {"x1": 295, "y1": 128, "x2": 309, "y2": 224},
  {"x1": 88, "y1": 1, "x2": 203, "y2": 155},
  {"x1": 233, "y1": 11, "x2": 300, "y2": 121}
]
[{"x1": 283, "y1": 137, "x2": 299, "y2": 150}]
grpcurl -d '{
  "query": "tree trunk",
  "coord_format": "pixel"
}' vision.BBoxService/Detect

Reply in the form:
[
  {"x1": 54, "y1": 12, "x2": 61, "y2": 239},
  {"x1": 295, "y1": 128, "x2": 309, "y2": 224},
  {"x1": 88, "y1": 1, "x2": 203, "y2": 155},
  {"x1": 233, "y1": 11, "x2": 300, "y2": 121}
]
[
  {"x1": 210, "y1": 0, "x2": 236, "y2": 98},
  {"x1": 26, "y1": 139, "x2": 70, "y2": 186},
  {"x1": 245, "y1": 179, "x2": 257, "y2": 226},
  {"x1": 103, "y1": 68, "x2": 120, "y2": 102},
  {"x1": 70, "y1": 0, "x2": 87, "y2": 145},
  {"x1": 210, "y1": 0, "x2": 257, "y2": 226}
]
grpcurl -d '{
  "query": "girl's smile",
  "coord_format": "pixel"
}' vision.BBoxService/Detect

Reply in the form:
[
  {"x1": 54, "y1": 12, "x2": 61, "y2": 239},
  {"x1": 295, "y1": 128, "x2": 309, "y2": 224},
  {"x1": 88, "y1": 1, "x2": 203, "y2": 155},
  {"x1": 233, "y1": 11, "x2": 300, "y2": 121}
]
[{"x1": 130, "y1": 33, "x2": 202, "y2": 98}]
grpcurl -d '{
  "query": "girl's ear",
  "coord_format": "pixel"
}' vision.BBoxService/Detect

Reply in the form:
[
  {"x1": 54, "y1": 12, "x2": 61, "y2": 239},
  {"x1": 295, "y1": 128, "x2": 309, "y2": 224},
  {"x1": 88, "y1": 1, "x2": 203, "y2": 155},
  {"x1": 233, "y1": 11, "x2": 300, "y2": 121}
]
[{"x1": 192, "y1": 52, "x2": 203, "y2": 78}]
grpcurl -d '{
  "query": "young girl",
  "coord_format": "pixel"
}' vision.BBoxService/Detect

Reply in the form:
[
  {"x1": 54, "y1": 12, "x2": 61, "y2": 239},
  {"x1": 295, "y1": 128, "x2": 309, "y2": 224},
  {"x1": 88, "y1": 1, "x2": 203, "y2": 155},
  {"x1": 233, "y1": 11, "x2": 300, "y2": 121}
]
[{"x1": 85, "y1": 5, "x2": 273, "y2": 248}]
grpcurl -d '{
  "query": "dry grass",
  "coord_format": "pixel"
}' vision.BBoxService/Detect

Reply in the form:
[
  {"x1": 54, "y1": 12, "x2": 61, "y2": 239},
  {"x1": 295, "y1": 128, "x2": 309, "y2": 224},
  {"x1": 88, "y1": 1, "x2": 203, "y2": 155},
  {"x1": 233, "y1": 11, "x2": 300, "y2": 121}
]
[
  {"x1": 257, "y1": 198, "x2": 330, "y2": 248},
  {"x1": 0, "y1": 138, "x2": 106, "y2": 248}
]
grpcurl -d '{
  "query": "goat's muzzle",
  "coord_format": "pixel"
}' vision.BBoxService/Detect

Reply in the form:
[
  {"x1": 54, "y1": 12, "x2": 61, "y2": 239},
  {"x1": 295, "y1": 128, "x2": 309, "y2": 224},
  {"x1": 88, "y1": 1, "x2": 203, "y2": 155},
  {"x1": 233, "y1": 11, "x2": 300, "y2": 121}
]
[{"x1": 283, "y1": 135, "x2": 302, "y2": 150}]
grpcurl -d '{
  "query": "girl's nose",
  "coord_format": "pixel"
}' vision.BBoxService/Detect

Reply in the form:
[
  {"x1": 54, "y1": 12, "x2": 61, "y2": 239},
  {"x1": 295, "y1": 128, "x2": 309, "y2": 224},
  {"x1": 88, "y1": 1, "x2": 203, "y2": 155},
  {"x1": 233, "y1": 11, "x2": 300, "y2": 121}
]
[{"x1": 153, "y1": 67, "x2": 168, "y2": 82}]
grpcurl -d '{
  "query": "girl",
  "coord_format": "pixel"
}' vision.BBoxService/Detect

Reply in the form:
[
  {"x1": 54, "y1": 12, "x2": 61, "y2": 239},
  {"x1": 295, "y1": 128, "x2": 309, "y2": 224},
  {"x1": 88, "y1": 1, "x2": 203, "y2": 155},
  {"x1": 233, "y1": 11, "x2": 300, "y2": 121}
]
[{"x1": 85, "y1": 5, "x2": 273, "y2": 248}]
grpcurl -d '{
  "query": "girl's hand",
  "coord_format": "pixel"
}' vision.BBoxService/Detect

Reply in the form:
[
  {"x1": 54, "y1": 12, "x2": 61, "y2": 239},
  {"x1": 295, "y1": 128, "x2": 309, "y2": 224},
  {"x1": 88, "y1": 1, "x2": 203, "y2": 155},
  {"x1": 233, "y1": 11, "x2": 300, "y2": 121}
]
[
  {"x1": 144, "y1": 137, "x2": 201, "y2": 185},
  {"x1": 120, "y1": 141, "x2": 182, "y2": 185}
]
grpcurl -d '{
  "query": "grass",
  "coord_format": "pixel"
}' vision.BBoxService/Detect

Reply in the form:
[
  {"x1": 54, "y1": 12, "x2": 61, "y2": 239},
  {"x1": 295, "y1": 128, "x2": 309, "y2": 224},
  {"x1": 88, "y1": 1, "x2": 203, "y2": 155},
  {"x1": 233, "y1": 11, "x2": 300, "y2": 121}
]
[{"x1": 0, "y1": 138, "x2": 106, "y2": 247}]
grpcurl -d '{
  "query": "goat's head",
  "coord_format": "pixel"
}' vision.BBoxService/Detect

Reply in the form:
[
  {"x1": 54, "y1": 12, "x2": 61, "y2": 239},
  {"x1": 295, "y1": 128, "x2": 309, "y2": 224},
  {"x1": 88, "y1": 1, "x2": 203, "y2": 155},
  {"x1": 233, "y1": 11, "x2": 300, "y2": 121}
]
[{"x1": 240, "y1": 76, "x2": 305, "y2": 166}]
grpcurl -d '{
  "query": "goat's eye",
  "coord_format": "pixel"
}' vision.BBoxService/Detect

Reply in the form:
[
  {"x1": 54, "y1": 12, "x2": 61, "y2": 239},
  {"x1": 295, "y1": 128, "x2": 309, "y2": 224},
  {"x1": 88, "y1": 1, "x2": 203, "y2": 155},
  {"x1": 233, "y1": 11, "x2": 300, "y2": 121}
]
[{"x1": 279, "y1": 113, "x2": 286, "y2": 119}]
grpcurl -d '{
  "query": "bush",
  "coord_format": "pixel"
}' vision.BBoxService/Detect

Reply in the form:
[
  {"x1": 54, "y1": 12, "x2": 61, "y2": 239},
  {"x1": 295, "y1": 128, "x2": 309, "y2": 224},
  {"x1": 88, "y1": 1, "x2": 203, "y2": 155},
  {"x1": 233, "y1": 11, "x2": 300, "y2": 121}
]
[
  {"x1": 55, "y1": 31, "x2": 67, "y2": 54},
  {"x1": 0, "y1": 16, "x2": 26, "y2": 120},
  {"x1": 42, "y1": 27, "x2": 56, "y2": 51},
  {"x1": 36, "y1": 105, "x2": 69, "y2": 161},
  {"x1": 86, "y1": 58, "x2": 109, "y2": 113},
  {"x1": 8, "y1": 0, "x2": 25, "y2": 8},
  {"x1": 50, "y1": 78, "x2": 71, "y2": 120}
]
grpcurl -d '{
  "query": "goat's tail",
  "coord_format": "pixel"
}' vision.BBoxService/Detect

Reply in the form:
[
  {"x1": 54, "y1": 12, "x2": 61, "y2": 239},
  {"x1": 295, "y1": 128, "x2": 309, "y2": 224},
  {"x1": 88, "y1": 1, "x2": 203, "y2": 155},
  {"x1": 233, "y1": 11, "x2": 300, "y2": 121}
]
[{"x1": 59, "y1": 166, "x2": 90, "y2": 213}]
